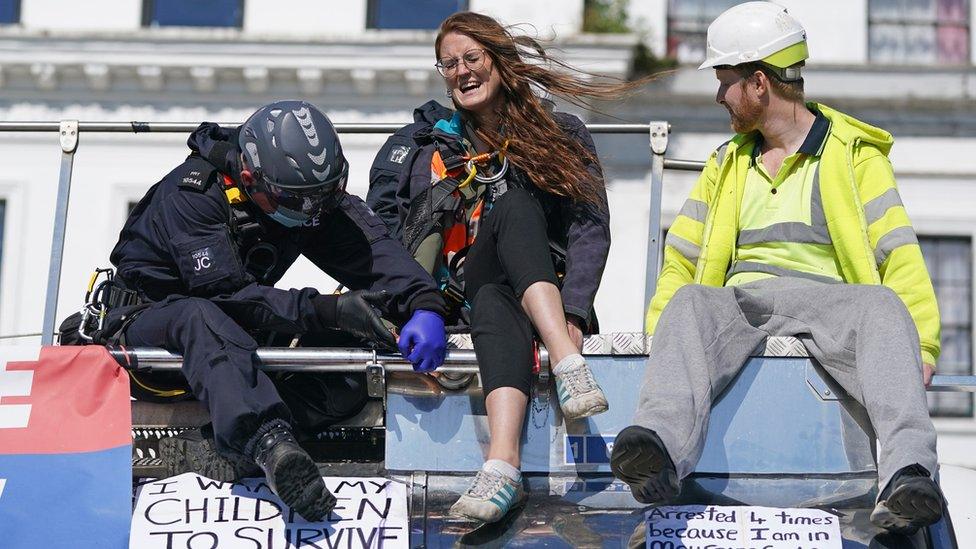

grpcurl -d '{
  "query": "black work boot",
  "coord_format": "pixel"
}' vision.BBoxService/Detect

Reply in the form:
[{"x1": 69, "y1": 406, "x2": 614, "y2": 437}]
[
  {"x1": 159, "y1": 428, "x2": 261, "y2": 482},
  {"x1": 610, "y1": 425, "x2": 680, "y2": 504},
  {"x1": 870, "y1": 464, "x2": 944, "y2": 535},
  {"x1": 248, "y1": 422, "x2": 336, "y2": 522}
]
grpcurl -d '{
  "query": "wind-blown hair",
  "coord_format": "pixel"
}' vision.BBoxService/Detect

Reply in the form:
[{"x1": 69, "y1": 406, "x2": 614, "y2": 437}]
[{"x1": 435, "y1": 11, "x2": 644, "y2": 205}]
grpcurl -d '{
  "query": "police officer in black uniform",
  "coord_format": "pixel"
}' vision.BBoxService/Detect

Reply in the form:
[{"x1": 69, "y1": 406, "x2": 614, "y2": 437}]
[{"x1": 109, "y1": 101, "x2": 448, "y2": 521}]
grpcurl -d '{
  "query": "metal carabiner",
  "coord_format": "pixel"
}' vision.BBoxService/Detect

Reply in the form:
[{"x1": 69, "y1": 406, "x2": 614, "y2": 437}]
[
  {"x1": 465, "y1": 155, "x2": 509, "y2": 184},
  {"x1": 77, "y1": 307, "x2": 95, "y2": 342}
]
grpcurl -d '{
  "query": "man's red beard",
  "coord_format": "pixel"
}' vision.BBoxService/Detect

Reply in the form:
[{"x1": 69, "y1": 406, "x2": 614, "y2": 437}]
[{"x1": 728, "y1": 96, "x2": 763, "y2": 133}]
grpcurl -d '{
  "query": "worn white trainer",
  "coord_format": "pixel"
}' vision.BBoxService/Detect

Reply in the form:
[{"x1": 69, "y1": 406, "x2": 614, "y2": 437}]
[
  {"x1": 554, "y1": 355, "x2": 609, "y2": 419},
  {"x1": 449, "y1": 469, "x2": 525, "y2": 523}
]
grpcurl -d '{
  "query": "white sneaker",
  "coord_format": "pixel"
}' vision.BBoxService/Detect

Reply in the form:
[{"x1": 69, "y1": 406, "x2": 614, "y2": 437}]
[
  {"x1": 554, "y1": 355, "x2": 609, "y2": 419},
  {"x1": 449, "y1": 469, "x2": 525, "y2": 523}
]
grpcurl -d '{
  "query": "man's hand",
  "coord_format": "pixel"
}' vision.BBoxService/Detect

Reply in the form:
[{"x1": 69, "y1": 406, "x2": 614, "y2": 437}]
[
  {"x1": 335, "y1": 290, "x2": 397, "y2": 350},
  {"x1": 923, "y1": 363, "x2": 935, "y2": 388},
  {"x1": 398, "y1": 310, "x2": 446, "y2": 373},
  {"x1": 566, "y1": 317, "x2": 584, "y2": 352}
]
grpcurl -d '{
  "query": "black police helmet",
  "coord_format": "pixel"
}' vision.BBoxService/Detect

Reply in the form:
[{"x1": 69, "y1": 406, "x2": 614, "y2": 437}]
[{"x1": 239, "y1": 101, "x2": 348, "y2": 227}]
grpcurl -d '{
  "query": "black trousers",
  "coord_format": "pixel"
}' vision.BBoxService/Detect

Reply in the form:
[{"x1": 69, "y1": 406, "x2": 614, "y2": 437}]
[
  {"x1": 123, "y1": 295, "x2": 367, "y2": 458},
  {"x1": 464, "y1": 188, "x2": 560, "y2": 396}
]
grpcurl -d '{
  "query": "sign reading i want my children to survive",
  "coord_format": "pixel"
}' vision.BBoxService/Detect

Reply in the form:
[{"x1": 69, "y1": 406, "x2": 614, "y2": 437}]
[
  {"x1": 131, "y1": 473, "x2": 408, "y2": 548},
  {"x1": 646, "y1": 505, "x2": 842, "y2": 549}
]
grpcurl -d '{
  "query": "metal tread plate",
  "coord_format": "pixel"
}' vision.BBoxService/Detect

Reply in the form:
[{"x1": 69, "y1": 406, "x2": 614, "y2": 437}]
[{"x1": 449, "y1": 333, "x2": 810, "y2": 358}]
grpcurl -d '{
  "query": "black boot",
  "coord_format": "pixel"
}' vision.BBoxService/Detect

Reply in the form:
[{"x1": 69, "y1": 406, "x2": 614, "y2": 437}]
[
  {"x1": 870, "y1": 464, "x2": 944, "y2": 535},
  {"x1": 610, "y1": 425, "x2": 680, "y2": 504},
  {"x1": 159, "y1": 428, "x2": 261, "y2": 482},
  {"x1": 247, "y1": 421, "x2": 336, "y2": 522}
]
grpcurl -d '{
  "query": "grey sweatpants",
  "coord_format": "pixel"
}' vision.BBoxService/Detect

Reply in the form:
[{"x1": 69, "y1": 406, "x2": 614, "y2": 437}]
[{"x1": 634, "y1": 277, "x2": 937, "y2": 492}]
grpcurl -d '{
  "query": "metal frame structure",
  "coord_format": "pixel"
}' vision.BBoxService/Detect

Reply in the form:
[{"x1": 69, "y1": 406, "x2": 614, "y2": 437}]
[{"x1": 0, "y1": 119, "x2": 973, "y2": 395}]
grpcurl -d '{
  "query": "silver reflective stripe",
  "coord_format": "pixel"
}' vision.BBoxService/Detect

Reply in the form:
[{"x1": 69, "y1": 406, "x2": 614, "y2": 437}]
[
  {"x1": 874, "y1": 226, "x2": 919, "y2": 265},
  {"x1": 810, "y1": 164, "x2": 825, "y2": 227},
  {"x1": 726, "y1": 261, "x2": 842, "y2": 284},
  {"x1": 678, "y1": 199, "x2": 708, "y2": 223},
  {"x1": 864, "y1": 188, "x2": 903, "y2": 225},
  {"x1": 738, "y1": 222, "x2": 830, "y2": 245},
  {"x1": 737, "y1": 164, "x2": 830, "y2": 246},
  {"x1": 715, "y1": 141, "x2": 730, "y2": 166},
  {"x1": 666, "y1": 233, "x2": 701, "y2": 263}
]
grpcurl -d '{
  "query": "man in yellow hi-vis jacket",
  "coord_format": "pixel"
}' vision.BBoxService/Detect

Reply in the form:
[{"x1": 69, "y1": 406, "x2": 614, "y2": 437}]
[{"x1": 610, "y1": 2, "x2": 943, "y2": 536}]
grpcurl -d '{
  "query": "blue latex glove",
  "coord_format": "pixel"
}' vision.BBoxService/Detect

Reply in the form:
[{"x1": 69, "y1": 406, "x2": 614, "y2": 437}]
[{"x1": 398, "y1": 309, "x2": 447, "y2": 373}]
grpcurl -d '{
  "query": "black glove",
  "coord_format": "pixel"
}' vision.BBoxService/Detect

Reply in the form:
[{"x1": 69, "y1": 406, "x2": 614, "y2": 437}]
[{"x1": 335, "y1": 290, "x2": 397, "y2": 350}]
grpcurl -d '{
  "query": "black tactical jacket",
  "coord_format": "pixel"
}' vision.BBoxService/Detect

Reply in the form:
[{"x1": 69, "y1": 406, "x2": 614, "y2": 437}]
[
  {"x1": 110, "y1": 122, "x2": 446, "y2": 324},
  {"x1": 366, "y1": 101, "x2": 610, "y2": 329}
]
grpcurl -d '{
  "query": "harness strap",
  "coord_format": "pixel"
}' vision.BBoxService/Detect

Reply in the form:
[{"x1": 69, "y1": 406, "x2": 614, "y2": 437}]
[
  {"x1": 105, "y1": 303, "x2": 152, "y2": 346},
  {"x1": 403, "y1": 174, "x2": 462, "y2": 255},
  {"x1": 434, "y1": 139, "x2": 467, "y2": 173},
  {"x1": 442, "y1": 248, "x2": 468, "y2": 306}
]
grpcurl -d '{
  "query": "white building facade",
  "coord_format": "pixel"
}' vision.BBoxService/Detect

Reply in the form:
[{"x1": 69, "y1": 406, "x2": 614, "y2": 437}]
[{"x1": 0, "y1": 0, "x2": 973, "y2": 463}]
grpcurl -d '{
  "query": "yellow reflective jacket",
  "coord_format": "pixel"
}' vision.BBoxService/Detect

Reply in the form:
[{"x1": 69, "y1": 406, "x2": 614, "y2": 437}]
[{"x1": 646, "y1": 103, "x2": 941, "y2": 366}]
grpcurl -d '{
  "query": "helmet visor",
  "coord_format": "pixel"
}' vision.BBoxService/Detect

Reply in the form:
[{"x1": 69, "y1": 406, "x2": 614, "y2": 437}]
[{"x1": 250, "y1": 161, "x2": 348, "y2": 224}]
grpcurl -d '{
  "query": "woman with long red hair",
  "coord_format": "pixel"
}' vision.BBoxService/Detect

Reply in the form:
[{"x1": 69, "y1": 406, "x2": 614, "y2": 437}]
[{"x1": 368, "y1": 11, "x2": 638, "y2": 523}]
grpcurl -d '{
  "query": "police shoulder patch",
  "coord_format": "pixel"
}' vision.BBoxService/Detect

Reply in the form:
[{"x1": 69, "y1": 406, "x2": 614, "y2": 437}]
[
  {"x1": 388, "y1": 144, "x2": 412, "y2": 164},
  {"x1": 177, "y1": 162, "x2": 219, "y2": 193}
]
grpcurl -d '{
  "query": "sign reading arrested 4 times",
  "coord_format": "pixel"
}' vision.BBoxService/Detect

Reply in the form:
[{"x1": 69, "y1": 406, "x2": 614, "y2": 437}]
[
  {"x1": 646, "y1": 505, "x2": 842, "y2": 549},
  {"x1": 131, "y1": 474, "x2": 409, "y2": 548}
]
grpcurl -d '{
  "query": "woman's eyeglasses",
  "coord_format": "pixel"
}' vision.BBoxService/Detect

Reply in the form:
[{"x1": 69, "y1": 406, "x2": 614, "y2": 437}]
[{"x1": 435, "y1": 48, "x2": 488, "y2": 77}]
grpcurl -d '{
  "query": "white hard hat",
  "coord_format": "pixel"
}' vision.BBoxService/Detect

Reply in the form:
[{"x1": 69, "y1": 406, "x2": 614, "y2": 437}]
[{"x1": 699, "y1": 1, "x2": 808, "y2": 78}]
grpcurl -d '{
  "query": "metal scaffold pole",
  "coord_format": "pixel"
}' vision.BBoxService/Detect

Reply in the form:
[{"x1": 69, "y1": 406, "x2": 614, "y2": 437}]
[
  {"x1": 41, "y1": 120, "x2": 79, "y2": 345},
  {"x1": 643, "y1": 121, "x2": 669, "y2": 323}
]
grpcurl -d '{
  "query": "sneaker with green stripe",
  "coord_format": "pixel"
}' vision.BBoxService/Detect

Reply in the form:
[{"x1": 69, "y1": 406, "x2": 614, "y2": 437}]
[
  {"x1": 449, "y1": 469, "x2": 525, "y2": 523},
  {"x1": 554, "y1": 356, "x2": 609, "y2": 420}
]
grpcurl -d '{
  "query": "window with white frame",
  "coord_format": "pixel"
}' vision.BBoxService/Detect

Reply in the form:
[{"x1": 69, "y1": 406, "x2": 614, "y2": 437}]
[
  {"x1": 0, "y1": 0, "x2": 19, "y2": 24},
  {"x1": 667, "y1": 0, "x2": 740, "y2": 64},
  {"x1": 366, "y1": 0, "x2": 466, "y2": 30},
  {"x1": 868, "y1": 0, "x2": 970, "y2": 64},
  {"x1": 919, "y1": 236, "x2": 973, "y2": 417},
  {"x1": 142, "y1": 0, "x2": 244, "y2": 28}
]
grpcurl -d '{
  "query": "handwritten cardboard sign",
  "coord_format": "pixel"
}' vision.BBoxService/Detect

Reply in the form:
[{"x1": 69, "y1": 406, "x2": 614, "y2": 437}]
[
  {"x1": 131, "y1": 473, "x2": 408, "y2": 548},
  {"x1": 646, "y1": 505, "x2": 841, "y2": 549}
]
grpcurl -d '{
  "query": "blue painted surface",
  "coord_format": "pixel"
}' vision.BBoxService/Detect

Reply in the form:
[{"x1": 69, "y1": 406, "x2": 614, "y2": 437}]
[
  {"x1": 387, "y1": 356, "x2": 877, "y2": 475},
  {"x1": 697, "y1": 357, "x2": 876, "y2": 474},
  {"x1": 412, "y1": 474, "x2": 935, "y2": 548},
  {"x1": 0, "y1": 445, "x2": 132, "y2": 548}
]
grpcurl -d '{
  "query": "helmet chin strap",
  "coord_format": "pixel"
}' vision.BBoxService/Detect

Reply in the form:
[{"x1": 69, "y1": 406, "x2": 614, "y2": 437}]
[{"x1": 759, "y1": 61, "x2": 803, "y2": 83}]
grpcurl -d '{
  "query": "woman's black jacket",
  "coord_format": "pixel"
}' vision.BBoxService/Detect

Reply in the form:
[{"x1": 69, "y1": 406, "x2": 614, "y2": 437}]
[{"x1": 365, "y1": 101, "x2": 611, "y2": 330}]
